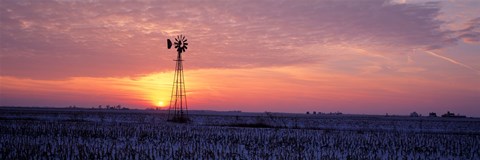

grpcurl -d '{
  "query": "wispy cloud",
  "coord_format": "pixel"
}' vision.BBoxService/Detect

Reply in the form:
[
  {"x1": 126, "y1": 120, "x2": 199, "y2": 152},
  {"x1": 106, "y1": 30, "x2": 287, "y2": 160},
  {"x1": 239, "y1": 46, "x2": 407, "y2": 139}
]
[{"x1": 425, "y1": 51, "x2": 479, "y2": 74}]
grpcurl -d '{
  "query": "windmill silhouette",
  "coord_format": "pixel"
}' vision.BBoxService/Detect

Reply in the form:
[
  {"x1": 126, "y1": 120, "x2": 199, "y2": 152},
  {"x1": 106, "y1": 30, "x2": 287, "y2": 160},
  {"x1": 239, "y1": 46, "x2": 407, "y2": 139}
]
[{"x1": 166, "y1": 35, "x2": 189, "y2": 123}]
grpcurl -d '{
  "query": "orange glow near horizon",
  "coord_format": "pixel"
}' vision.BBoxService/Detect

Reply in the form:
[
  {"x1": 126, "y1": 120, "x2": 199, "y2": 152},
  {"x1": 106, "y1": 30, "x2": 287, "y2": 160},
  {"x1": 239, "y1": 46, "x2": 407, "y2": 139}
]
[{"x1": 1, "y1": 64, "x2": 480, "y2": 115}]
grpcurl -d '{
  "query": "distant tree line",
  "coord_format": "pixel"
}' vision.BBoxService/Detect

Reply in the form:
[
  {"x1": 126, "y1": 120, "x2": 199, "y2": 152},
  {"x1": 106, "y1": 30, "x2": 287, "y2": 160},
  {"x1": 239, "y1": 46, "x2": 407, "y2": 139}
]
[
  {"x1": 306, "y1": 111, "x2": 342, "y2": 115},
  {"x1": 67, "y1": 105, "x2": 129, "y2": 110},
  {"x1": 97, "y1": 105, "x2": 129, "y2": 110}
]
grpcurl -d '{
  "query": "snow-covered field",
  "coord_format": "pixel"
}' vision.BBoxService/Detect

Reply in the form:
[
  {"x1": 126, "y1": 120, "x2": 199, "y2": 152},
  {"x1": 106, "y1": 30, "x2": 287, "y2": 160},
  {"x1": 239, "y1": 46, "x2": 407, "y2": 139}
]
[{"x1": 1, "y1": 107, "x2": 479, "y2": 159}]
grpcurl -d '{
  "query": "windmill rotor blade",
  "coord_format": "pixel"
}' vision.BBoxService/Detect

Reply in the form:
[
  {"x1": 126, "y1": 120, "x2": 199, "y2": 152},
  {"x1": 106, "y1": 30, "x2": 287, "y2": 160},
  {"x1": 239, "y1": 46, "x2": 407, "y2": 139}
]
[{"x1": 170, "y1": 35, "x2": 188, "y2": 53}]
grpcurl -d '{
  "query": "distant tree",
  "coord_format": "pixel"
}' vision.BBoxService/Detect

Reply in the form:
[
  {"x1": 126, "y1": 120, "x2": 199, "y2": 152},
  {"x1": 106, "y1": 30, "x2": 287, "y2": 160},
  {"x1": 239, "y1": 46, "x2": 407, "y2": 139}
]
[
  {"x1": 98, "y1": 105, "x2": 102, "y2": 109},
  {"x1": 306, "y1": 111, "x2": 310, "y2": 114}
]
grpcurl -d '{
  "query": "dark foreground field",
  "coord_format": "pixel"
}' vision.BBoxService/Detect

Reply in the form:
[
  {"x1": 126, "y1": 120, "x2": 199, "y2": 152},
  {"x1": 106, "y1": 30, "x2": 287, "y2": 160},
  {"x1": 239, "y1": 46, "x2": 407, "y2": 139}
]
[{"x1": 1, "y1": 107, "x2": 479, "y2": 159}]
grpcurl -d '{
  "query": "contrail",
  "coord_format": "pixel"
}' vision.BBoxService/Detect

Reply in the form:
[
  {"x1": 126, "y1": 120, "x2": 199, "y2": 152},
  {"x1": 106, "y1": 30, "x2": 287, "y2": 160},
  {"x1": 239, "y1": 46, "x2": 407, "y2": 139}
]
[{"x1": 425, "y1": 51, "x2": 480, "y2": 74}]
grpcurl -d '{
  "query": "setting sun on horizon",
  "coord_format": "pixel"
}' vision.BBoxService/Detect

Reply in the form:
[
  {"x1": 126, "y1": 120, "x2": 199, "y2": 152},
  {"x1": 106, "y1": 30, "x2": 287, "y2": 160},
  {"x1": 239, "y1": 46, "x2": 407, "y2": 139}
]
[{"x1": 157, "y1": 101, "x2": 165, "y2": 107}]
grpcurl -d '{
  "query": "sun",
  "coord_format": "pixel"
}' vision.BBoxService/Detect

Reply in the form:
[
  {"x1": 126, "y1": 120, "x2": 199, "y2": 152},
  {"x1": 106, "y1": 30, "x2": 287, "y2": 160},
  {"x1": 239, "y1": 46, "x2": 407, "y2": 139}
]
[{"x1": 157, "y1": 101, "x2": 165, "y2": 107}]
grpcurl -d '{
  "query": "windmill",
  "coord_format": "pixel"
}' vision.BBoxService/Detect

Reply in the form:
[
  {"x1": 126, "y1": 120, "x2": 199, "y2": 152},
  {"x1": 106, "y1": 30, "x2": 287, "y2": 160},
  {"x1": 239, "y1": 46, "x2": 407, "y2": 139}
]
[{"x1": 166, "y1": 35, "x2": 189, "y2": 123}]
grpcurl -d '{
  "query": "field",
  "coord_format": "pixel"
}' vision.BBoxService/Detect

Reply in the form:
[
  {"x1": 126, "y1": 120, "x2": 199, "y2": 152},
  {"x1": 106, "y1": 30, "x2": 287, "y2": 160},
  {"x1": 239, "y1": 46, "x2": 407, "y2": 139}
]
[{"x1": 1, "y1": 107, "x2": 479, "y2": 159}]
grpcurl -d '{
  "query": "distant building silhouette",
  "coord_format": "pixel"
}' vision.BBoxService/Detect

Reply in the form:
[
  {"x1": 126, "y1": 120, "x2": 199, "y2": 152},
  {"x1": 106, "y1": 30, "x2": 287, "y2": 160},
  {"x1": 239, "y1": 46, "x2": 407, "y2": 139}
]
[{"x1": 441, "y1": 111, "x2": 466, "y2": 118}]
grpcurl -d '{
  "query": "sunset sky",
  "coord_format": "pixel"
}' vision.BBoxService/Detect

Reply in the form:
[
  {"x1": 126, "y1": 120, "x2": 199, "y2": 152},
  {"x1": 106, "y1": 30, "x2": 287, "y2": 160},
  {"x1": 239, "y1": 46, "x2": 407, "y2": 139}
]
[{"x1": 1, "y1": 0, "x2": 479, "y2": 116}]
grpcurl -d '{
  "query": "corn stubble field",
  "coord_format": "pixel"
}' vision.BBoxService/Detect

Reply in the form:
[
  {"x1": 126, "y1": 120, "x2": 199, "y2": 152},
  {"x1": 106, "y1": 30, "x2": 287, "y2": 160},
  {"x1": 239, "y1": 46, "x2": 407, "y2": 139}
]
[{"x1": 1, "y1": 107, "x2": 479, "y2": 159}]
